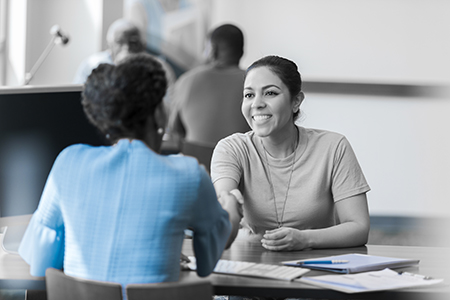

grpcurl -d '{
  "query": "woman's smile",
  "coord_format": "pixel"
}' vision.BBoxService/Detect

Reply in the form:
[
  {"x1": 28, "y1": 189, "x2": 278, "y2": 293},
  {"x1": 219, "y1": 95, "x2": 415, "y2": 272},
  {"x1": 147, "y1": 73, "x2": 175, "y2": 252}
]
[
  {"x1": 252, "y1": 114, "x2": 272, "y2": 122},
  {"x1": 242, "y1": 66, "x2": 295, "y2": 137}
]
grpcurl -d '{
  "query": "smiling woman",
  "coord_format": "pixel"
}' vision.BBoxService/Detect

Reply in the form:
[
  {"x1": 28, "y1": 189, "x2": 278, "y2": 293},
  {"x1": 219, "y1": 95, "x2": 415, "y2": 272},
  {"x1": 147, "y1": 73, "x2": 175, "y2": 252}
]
[
  {"x1": 242, "y1": 61, "x2": 302, "y2": 157},
  {"x1": 211, "y1": 55, "x2": 371, "y2": 251}
]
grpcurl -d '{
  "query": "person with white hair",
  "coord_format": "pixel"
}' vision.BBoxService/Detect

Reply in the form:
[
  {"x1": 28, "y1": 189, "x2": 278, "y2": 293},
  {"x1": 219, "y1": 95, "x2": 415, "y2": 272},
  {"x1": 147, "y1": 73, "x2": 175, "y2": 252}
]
[{"x1": 72, "y1": 19, "x2": 145, "y2": 84}]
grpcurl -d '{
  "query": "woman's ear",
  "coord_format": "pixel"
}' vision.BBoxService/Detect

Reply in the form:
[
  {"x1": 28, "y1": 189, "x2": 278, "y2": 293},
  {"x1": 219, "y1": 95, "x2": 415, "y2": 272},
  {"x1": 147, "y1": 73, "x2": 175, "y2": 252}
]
[
  {"x1": 293, "y1": 91, "x2": 304, "y2": 113},
  {"x1": 154, "y1": 103, "x2": 167, "y2": 131}
]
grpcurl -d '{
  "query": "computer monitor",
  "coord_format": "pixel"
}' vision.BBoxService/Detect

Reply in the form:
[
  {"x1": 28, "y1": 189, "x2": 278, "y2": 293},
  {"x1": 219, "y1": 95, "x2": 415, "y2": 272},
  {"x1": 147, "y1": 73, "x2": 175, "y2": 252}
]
[{"x1": 0, "y1": 85, "x2": 108, "y2": 217}]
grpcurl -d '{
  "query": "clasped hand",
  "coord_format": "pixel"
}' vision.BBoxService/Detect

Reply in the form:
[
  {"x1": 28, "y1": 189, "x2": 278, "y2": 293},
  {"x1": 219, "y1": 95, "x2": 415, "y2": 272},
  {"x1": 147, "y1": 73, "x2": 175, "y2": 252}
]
[
  {"x1": 218, "y1": 189, "x2": 244, "y2": 219},
  {"x1": 261, "y1": 227, "x2": 309, "y2": 251}
]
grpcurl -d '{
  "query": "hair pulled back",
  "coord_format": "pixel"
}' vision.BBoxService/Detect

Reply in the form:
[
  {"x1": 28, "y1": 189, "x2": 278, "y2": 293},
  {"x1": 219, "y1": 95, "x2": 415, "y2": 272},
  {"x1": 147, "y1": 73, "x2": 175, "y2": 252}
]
[
  {"x1": 82, "y1": 53, "x2": 167, "y2": 142},
  {"x1": 245, "y1": 55, "x2": 302, "y2": 119}
]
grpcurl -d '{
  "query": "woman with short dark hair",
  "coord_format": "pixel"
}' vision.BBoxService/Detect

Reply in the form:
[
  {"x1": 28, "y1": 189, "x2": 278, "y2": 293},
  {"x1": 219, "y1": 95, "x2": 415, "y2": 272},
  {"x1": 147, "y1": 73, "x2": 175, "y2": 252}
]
[{"x1": 19, "y1": 53, "x2": 231, "y2": 293}]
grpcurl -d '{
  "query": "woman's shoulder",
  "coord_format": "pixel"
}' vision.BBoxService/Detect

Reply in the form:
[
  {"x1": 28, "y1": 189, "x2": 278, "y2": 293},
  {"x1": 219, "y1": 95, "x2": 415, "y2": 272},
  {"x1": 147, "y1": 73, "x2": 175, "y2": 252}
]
[
  {"x1": 301, "y1": 126, "x2": 347, "y2": 143},
  {"x1": 46, "y1": 144, "x2": 106, "y2": 177},
  {"x1": 213, "y1": 132, "x2": 256, "y2": 164},
  {"x1": 218, "y1": 131, "x2": 254, "y2": 147},
  {"x1": 299, "y1": 126, "x2": 353, "y2": 153},
  {"x1": 56, "y1": 143, "x2": 97, "y2": 160}
]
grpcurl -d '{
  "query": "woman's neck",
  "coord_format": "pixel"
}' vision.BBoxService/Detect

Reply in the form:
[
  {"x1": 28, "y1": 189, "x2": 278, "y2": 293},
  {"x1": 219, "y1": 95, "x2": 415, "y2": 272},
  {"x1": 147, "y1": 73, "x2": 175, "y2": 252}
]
[
  {"x1": 261, "y1": 125, "x2": 298, "y2": 159},
  {"x1": 115, "y1": 132, "x2": 163, "y2": 153}
]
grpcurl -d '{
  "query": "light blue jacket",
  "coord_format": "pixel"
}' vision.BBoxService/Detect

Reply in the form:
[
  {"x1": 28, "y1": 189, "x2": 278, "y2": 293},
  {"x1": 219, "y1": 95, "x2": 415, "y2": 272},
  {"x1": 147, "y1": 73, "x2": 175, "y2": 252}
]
[{"x1": 19, "y1": 139, "x2": 230, "y2": 287}]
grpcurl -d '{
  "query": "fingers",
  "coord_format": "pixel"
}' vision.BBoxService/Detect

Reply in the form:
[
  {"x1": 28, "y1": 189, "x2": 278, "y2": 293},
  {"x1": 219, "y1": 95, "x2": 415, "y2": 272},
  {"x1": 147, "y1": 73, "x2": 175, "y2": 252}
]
[
  {"x1": 229, "y1": 189, "x2": 244, "y2": 204},
  {"x1": 261, "y1": 228, "x2": 288, "y2": 251},
  {"x1": 219, "y1": 190, "x2": 244, "y2": 205},
  {"x1": 218, "y1": 190, "x2": 244, "y2": 218},
  {"x1": 261, "y1": 235, "x2": 290, "y2": 251},
  {"x1": 262, "y1": 243, "x2": 288, "y2": 251},
  {"x1": 263, "y1": 227, "x2": 286, "y2": 239},
  {"x1": 261, "y1": 227, "x2": 301, "y2": 251},
  {"x1": 218, "y1": 191, "x2": 232, "y2": 206}
]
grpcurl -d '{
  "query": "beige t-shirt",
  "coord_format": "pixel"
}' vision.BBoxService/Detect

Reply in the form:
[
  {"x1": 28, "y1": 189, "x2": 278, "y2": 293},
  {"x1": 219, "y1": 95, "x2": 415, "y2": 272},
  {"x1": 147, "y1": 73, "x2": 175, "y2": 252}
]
[
  {"x1": 211, "y1": 126, "x2": 370, "y2": 240},
  {"x1": 169, "y1": 64, "x2": 250, "y2": 147}
]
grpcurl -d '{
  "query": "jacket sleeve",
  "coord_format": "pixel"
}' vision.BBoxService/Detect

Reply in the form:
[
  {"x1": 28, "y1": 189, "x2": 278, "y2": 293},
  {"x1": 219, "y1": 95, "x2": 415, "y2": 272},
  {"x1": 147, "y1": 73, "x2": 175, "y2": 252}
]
[
  {"x1": 189, "y1": 165, "x2": 231, "y2": 277},
  {"x1": 18, "y1": 163, "x2": 65, "y2": 277}
]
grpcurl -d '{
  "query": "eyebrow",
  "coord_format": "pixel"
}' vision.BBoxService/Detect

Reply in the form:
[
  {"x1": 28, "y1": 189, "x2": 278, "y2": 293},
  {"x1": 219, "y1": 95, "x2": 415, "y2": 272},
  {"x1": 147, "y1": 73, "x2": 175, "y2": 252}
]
[{"x1": 244, "y1": 84, "x2": 281, "y2": 90}]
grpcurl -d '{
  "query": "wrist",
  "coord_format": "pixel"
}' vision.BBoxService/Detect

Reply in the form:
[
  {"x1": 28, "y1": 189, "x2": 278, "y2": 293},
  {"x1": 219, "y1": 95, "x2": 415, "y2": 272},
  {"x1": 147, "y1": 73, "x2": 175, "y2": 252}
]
[
  {"x1": 227, "y1": 198, "x2": 243, "y2": 220},
  {"x1": 301, "y1": 229, "x2": 315, "y2": 249}
]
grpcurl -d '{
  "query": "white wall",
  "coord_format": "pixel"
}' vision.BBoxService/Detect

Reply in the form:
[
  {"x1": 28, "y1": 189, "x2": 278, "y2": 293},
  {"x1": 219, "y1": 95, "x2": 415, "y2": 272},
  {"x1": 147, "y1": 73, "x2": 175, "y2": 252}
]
[
  {"x1": 6, "y1": 0, "x2": 27, "y2": 85},
  {"x1": 211, "y1": 0, "x2": 450, "y2": 85},
  {"x1": 211, "y1": 0, "x2": 450, "y2": 218},
  {"x1": 300, "y1": 93, "x2": 450, "y2": 218},
  {"x1": 25, "y1": 0, "x2": 99, "y2": 85},
  {"x1": 4, "y1": 0, "x2": 450, "y2": 218},
  {"x1": 6, "y1": 0, "x2": 123, "y2": 86}
]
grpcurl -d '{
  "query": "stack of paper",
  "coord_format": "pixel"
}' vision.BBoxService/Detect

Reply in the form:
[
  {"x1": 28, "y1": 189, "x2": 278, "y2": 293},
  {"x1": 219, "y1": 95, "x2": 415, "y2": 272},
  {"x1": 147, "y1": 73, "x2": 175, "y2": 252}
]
[
  {"x1": 297, "y1": 268, "x2": 443, "y2": 293},
  {"x1": 283, "y1": 253, "x2": 419, "y2": 273}
]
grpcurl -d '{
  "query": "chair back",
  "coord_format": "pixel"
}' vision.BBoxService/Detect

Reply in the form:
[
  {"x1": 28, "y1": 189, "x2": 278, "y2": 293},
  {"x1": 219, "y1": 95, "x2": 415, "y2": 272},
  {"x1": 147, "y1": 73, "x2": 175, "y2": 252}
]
[
  {"x1": 126, "y1": 280, "x2": 212, "y2": 300},
  {"x1": 45, "y1": 268, "x2": 123, "y2": 300},
  {"x1": 181, "y1": 141, "x2": 214, "y2": 174}
]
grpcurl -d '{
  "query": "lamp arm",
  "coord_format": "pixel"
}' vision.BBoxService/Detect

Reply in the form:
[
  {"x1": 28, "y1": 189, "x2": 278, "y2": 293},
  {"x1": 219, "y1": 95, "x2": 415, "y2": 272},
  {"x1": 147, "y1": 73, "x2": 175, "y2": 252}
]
[{"x1": 23, "y1": 35, "x2": 57, "y2": 85}]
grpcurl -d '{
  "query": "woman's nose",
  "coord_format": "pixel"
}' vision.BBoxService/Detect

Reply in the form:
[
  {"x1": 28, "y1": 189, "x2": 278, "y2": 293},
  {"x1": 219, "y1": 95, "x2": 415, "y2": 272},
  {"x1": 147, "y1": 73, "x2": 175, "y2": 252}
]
[{"x1": 251, "y1": 95, "x2": 266, "y2": 109}]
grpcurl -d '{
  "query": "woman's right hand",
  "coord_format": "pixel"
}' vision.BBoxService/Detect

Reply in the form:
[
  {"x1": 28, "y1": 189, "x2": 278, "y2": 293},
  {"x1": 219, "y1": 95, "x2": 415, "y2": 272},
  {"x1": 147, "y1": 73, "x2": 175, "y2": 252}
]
[
  {"x1": 217, "y1": 188, "x2": 244, "y2": 249},
  {"x1": 218, "y1": 189, "x2": 244, "y2": 218}
]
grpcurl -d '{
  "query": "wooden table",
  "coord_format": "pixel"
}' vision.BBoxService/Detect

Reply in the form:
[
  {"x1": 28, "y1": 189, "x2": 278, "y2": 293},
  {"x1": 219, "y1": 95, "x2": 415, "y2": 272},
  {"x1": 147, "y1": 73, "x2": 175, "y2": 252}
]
[
  {"x1": 180, "y1": 239, "x2": 450, "y2": 299},
  {"x1": 1, "y1": 214, "x2": 449, "y2": 299},
  {"x1": 0, "y1": 214, "x2": 45, "y2": 291}
]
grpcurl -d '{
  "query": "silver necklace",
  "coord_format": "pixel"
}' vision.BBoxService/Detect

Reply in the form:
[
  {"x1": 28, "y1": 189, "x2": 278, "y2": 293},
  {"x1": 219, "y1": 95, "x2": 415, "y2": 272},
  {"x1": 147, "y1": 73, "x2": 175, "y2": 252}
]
[{"x1": 261, "y1": 129, "x2": 298, "y2": 228}]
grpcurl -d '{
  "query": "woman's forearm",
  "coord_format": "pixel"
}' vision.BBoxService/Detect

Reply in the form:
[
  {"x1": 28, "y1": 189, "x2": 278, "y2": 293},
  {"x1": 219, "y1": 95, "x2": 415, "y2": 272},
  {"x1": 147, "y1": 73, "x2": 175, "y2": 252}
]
[
  {"x1": 262, "y1": 195, "x2": 370, "y2": 251},
  {"x1": 304, "y1": 220, "x2": 370, "y2": 249},
  {"x1": 262, "y1": 220, "x2": 369, "y2": 251},
  {"x1": 225, "y1": 206, "x2": 241, "y2": 249},
  {"x1": 305, "y1": 193, "x2": 370, "y2": 249},
  {"x1": 217, "y1": 190, "x2": 243, "y2": 249}
]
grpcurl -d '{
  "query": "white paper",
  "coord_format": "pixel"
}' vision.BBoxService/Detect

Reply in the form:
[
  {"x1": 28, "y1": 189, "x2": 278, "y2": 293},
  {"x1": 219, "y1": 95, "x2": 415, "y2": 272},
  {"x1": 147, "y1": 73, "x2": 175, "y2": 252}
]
[{"x1": 297, "y1": 268, "x2": 443, "y2": 294}]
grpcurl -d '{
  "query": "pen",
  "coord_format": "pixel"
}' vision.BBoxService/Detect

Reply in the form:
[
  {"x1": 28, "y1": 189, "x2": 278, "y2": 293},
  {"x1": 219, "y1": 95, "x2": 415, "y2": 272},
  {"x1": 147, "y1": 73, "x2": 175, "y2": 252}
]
[{"x1": 296, "y1": 260, "x2": 349, "y2": 265}]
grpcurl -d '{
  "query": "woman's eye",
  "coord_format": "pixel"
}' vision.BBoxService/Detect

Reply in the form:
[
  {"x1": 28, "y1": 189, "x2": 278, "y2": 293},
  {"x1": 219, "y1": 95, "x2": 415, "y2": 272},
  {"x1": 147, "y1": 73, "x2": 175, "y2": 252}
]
[
  {"x1": 244, "y1": 93, "x2": 254, "y2": 99},
  {"x1": 265, "y1": 90, "x2": 278, "y2": 96}
]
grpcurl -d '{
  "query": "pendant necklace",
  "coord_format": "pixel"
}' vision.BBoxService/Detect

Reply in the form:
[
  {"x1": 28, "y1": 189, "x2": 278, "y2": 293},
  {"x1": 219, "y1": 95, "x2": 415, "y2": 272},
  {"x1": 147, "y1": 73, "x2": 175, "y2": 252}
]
[{"x1": 261, "y1": 129, "x2": 298, "y2": 228}]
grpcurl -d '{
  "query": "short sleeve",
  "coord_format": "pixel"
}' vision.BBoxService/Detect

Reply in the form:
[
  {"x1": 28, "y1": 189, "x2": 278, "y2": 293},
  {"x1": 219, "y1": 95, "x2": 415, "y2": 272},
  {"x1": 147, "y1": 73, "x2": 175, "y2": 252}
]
[
  {"x1": 210, "y1": 137, "x2": 242, "y2": 185},
  {"x1": 331, "y1": 137, "x2": 370, "y2": 201},
  {"x1": 18, "y1": 158, "x2": 65, "y2": 277},
  {"x1": 189, "y1": 165, "x2": 231, "y2": 277}
]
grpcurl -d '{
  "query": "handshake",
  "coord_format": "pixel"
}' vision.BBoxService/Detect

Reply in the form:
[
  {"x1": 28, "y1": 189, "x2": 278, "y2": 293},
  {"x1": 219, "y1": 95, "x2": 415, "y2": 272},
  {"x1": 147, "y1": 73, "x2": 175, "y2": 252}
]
[{"x1": 218, "y1": 189, "x2": 244, "y2": 218}]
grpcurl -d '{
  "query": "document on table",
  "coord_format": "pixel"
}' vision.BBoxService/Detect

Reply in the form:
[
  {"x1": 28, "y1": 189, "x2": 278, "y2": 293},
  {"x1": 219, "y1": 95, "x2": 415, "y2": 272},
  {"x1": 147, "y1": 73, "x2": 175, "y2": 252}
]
[
  {"x1": 297, "y1": 268, "x2": 443, "y2": 294},
  {"x1": 283, "y1": 253, "x2": 419, "y2": 273}
]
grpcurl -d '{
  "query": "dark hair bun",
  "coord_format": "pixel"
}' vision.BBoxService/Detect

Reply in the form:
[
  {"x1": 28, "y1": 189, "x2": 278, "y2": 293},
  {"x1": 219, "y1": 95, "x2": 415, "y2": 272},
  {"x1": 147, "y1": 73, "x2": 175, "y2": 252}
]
[{"x1": 82, "y1": 53, "x2": 167, "y2": 142}]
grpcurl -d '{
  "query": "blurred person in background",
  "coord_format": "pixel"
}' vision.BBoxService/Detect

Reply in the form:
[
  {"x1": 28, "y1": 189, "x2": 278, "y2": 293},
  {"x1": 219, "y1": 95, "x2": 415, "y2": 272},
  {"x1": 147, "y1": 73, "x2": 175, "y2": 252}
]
[
  {"x1": 124, "y1": 0, "x2": 212, "y2": 77},
  {"x1": 167, "y1": 24, "x2": 250, "y2": 172}
]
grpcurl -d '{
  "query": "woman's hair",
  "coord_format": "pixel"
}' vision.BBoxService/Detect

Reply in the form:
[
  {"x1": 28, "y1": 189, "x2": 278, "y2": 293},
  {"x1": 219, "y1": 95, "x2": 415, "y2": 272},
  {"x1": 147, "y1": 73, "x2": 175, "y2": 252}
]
[
  {"x1": 82, "y1": 53, "x2": 167, "y2": 142},
  {"x1": 245, "y1": 55, "x2": 302, "y2": 119}
]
